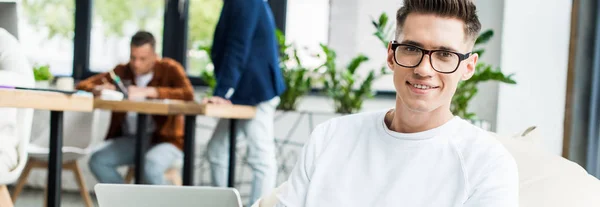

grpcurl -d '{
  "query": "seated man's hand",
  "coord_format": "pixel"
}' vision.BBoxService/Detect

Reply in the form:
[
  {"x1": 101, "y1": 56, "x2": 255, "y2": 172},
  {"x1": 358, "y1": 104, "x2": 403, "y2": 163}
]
[
  {"x1": 127, "y1": 86, "x2": 158, "y2": 100},
  {"x1": 92, "y1": 82, "x2": 116, "y2": 96},
  {"x1": 202, "y1": 96, "x2": 232, "y2": 105}
]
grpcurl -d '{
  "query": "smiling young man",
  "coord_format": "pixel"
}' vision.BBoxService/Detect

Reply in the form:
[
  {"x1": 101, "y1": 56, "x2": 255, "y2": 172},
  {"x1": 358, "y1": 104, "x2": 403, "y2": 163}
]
[{"x1": 274, "y1": 0, "x2": 518, "y2": 206}]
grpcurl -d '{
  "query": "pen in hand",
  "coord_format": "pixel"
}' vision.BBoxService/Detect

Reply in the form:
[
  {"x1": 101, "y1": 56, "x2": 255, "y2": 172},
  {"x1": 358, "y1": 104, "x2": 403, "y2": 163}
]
[{"x1": 108, "y1": 70, "x2": 129, "y2": 98}]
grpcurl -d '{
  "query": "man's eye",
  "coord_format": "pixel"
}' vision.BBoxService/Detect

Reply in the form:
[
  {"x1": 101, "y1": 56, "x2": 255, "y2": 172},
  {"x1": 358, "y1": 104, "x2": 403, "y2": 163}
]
[{"x1": 403, "y1": 46, "x2": 418, "y2": 52}]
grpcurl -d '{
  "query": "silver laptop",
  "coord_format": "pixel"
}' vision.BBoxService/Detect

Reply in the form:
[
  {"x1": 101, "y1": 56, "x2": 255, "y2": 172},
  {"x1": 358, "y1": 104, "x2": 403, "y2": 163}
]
[{"x1": 95, "y1": 184, "x2": 243, "y2": 207}]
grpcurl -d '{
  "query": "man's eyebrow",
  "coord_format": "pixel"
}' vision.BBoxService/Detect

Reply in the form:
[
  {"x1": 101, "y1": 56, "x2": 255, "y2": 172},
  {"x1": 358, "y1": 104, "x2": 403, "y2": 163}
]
[
  {"x1": 399, "y1": 40, "x2": 424, "y2": 47},
  {"x1": 437, "y1": 46, "x2": 459, "y2": 52},
  {"x1": 399, "y1": 40, "x2": 459, "y2": 52}
]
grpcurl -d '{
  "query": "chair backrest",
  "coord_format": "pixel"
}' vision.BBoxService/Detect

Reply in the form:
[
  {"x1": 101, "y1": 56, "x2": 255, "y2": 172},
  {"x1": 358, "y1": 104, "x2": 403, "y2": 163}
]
[
  {"x1": 63, "y1": 110, "x2": 111, "y2": 149},
  {"x1": 0, "y1": 107, "x2": 33, "y2": 184},
  {"x1": 30, "y1": 109, "x2": 112, "y2": 150}
]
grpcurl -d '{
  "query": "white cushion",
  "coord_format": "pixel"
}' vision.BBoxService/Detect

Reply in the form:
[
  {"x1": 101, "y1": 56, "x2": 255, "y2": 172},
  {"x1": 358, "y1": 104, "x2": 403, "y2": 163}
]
[
  {"x1": 0, "y1": 108, "x2": 18, "y2": 173},
  {"x1": 492, "y1": 129, "x2": 600, "y2": 207}
]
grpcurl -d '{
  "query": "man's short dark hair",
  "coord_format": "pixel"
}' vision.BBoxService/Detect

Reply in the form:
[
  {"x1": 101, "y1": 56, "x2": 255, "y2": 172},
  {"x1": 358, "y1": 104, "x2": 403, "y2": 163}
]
[
  {"x1": 131, "y1": 31, "x2": 156, "y2": 49},
  {"x1": 396, "y1": 0, "x2": 481, "y2": 43}
]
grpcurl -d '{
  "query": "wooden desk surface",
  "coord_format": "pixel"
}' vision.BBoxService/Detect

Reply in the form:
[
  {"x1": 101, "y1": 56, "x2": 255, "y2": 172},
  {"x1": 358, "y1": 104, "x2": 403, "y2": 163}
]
[
  {"x1": 0, "y1": 89, "x2": 94, "y2": 112},
  {"x1": 93, "y1": 99, "x2": 256, "y2": 119}
]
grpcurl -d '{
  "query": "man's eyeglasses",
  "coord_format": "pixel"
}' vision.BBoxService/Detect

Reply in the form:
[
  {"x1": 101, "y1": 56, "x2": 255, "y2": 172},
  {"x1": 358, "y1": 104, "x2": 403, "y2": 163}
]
[{"x1": 390, "y1": 41, "x2": 472, "y2": 74}]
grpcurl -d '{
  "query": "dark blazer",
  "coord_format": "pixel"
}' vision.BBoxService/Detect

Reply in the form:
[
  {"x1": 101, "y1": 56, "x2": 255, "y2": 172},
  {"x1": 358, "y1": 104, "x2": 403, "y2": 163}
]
[
  {"x1": 76, "y1": 58, "x2": 194, "y2": 150},
  {"x1": 211, "y1": 0, "x2": 286, "y2": 106}
]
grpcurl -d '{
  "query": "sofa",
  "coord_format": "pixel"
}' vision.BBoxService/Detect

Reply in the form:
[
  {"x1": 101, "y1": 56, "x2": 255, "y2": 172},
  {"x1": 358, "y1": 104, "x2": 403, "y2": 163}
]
[
  {"x1": 253, "y1": 127, "x2": 600, "y2": 207},
  {"x1": 493, "y1": 129, "x2": 600, "y2": 206}
]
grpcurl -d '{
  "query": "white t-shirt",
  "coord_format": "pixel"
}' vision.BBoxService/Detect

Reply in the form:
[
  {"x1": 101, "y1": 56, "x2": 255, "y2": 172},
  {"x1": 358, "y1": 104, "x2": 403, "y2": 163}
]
[
  {"x1": 123, "y1": 72, "x2": 155, "y2": 136},
  {"x1": 276, "y1": 110, "x2": 518, "y2": 207}
]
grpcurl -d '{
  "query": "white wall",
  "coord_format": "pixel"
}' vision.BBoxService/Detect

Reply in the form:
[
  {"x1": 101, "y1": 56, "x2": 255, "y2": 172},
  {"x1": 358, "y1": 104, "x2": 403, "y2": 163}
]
[
  {"x1": 328, "y1": 0, "x2": 399, "y2": 92},
  {"x1": 355, "y1": 0, "x2": 402, "y2": 92},
  {"x1": 496, "y1": 0, "x2": 572, "y2": 155},
  {"x1": 468, "y1": 0, "x2": 505, "y2": 131},
  {"x1": 0, "y1": 1, "x2": 18, "y2": 38},
  {"x1": 285, "y1": 0, "x2": 330, "y2": 68},
  {"x1": 328, "y1": 0, "x2": 360, "y2": 68}
]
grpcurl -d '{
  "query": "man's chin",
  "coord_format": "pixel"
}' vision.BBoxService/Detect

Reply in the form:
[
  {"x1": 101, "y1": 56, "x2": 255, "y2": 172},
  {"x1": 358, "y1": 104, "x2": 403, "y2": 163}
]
[
  {"x1": 406, "y1": 105, "x2": 433, "y2": 113},
  {"x1": 400, "y1": 99, "x2": 435, "y2": 113}
]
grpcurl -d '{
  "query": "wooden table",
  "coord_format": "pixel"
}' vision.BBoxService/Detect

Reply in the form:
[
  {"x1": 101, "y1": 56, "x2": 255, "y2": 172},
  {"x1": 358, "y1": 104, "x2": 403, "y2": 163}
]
[
  {"x1": 93, "y1": 99, "x2": 256, "y2": 187},
  {"x1": 0, "y1": 89, "x2": 93, "y2": 207}
]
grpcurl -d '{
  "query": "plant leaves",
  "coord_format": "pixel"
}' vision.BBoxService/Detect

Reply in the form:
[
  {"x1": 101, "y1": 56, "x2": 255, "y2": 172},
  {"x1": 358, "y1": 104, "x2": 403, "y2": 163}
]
[
  {"x1": 33, "y1": 65, "x2": 53, "y2": 81},
  {"x1": 378, "y1": 13, "x2": 388, "y2": 28},
  {"x1": 475, "y1": 30, "x2": 494, "y2": 46},
  {"x1": 347, "y1": 55, "x2": 369, "y2": 75}
]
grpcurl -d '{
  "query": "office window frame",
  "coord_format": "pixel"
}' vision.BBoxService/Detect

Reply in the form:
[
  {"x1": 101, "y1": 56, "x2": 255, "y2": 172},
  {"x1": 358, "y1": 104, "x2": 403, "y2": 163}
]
[{"x1": 72, "y1": 0, "x2": 288, "y2": 87}]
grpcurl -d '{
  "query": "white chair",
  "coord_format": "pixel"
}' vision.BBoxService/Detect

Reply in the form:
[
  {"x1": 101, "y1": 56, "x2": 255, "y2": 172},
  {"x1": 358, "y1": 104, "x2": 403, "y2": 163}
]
[
  {"x1": 11, "y1": 109, "x2": 111, "y2": 207},
  {"x1": 0, "y1": 108, "x2": 33, "y2": 207}
]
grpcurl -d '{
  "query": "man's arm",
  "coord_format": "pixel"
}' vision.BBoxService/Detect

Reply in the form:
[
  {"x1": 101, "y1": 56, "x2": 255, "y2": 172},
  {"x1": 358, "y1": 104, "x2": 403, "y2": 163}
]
[
  {"x1": 153, "y1": 60, "x2": 194, "y2": 101},
  {"x1": 75, "y1": 71, "x2": 112, "y2": 92},
  {"x1": 75, "y1": 64, "x2": 129, "y2": 92},
  {"x1": 212, "y1": 0, "x2": 261, "y2": 99},
  {"x1": 464, "y1": 153, "x2": 519, "y2": 207},
  {"x1": 275, "y1": 123, "x2": 330, "y2": 207}
]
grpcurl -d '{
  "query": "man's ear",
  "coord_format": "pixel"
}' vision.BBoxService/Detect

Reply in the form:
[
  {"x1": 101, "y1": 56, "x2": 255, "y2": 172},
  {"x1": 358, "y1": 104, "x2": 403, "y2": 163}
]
[
  {"x1": 461, "y1": 53, "x2": 478, "y2": 80},
  {"x1": 387, "y1": 42, "x2": 395, "y2": 71}
]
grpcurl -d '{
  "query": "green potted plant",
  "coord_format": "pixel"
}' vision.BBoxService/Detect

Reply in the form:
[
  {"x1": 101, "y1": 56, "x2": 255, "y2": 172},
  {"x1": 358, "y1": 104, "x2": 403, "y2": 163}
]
[
  {"x1": 372, "y1": 13, "x2": 516, "y2": 122},
  {"x1": 451, "y1": 31, "x2": 516, "y2": 120},
  {"x1": 196, "y1": 44, "x2": 217, "y2": 97},
  {"x1": 275, "y1": 29, "x2": 314, "y2": 111},
  {"x1": 318, "y1": 44, "x2": 388, "y2": 114},
  {"x1": 33, "y1": 64, "x2": 53, "y2": 88}
]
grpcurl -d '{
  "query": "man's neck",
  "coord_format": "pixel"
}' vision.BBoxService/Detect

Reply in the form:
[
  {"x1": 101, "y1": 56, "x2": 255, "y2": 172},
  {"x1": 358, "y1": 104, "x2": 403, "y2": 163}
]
[
  {"x1": 387, "y1": 100, "x2": 454, "y2": 133},
  {"x1": 137, "y1": 70, "x2": 154, "y2": 77},
  {"x1": 134, "y1": 62, "x2": 156, "y2": 77}
]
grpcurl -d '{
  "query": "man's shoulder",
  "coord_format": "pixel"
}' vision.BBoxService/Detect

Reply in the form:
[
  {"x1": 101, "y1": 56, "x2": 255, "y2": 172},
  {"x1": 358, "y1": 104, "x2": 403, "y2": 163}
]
[
  {"x1": 454, "y1": 121, "x2": 509, "y2": 151},
  {"x1": 306, "y1": 110, "x2": 387, "y2": 156},
  {"x1": 157, "y1": 57, "x2": 184, "y2": 70},
  {"x1": 111, "y1": 64, "x2": 129, "y2": 76},
  {"x1": 451, "y1": 120, "x2": 516, "y2": 172},
  {"x1": 450, "y1": 121, "x2": 518, "y2": 197}
]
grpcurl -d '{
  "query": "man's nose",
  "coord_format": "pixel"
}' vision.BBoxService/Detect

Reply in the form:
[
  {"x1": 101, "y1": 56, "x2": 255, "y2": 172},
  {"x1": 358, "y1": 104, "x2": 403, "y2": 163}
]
[{"x1": 413, "y1": 54, "x2": 436, "y2": 78}]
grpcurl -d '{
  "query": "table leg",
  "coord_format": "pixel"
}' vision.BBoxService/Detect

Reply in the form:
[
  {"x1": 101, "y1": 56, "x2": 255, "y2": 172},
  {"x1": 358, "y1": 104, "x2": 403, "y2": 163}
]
[
  {"x1": 47, "y1": 111, "x2": 63, "y2": 207},
  {"x1": 183, "y1": 115, "x2": 196, "y2": 186},
  {"x1": 227, "y1": 119, "x2": 237, "y2": 187},
  {"x1": 135, "y1": 114, "x2": 149, "y2": 184}
]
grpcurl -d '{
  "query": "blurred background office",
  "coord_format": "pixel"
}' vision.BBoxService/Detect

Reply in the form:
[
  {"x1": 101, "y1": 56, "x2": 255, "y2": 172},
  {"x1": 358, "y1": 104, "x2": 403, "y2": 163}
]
[{"x1": 2, "y1": 0, "x2": 600, "y2": 206}]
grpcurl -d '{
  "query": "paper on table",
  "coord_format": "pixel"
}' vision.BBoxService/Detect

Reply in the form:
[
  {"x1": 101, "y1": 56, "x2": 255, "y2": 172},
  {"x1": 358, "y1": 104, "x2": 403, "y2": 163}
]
[{"x1": 100, "y1": 89, "x2": 124, "y2": 101}]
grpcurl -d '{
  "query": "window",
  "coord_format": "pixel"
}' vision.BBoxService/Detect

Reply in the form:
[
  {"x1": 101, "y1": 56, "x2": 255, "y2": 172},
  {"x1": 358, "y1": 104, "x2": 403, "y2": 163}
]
[
  {"x1": 285, "y1": 0, "x2": 330, "y2": 68},
  {"x1": 89, "y1": 0, "x2": 165, "y2": 72},
  {"x1": 186, "y1": 0, "x2": 223, "y2": 77},
  {"x1": 19, "y1": 0, "x2": 75, "y2": 76}
]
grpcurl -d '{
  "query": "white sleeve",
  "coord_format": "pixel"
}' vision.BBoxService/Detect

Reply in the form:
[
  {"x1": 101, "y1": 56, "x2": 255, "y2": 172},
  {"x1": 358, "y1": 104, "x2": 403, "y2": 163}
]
[
  {"x1": 464, "y1": 153, "x2": 519, "y2": 207},
  {"x1": 275, "y1": 122, "x2": 329, "y2": 207}
]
